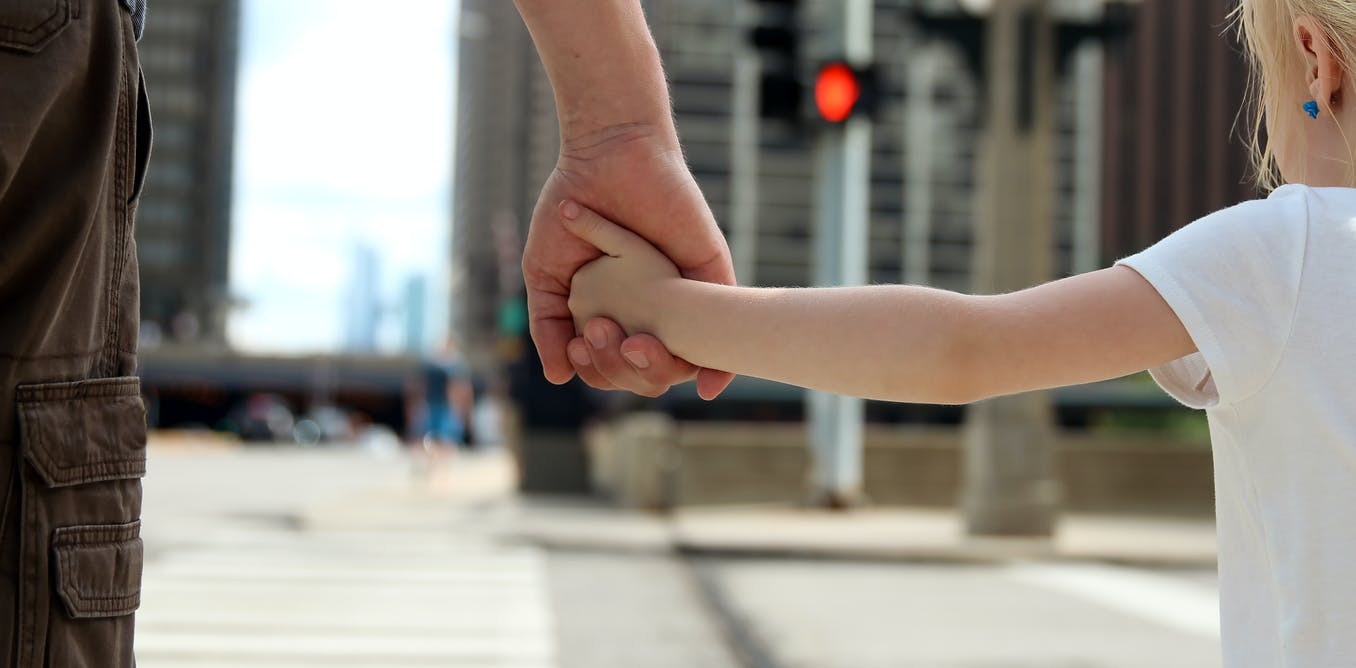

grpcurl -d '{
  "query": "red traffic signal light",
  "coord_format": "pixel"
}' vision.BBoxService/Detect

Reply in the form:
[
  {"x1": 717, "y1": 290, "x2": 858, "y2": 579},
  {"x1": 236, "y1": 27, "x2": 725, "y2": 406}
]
[{"x1": 815, "y1": 62, "x2": 861, "y2": 123}]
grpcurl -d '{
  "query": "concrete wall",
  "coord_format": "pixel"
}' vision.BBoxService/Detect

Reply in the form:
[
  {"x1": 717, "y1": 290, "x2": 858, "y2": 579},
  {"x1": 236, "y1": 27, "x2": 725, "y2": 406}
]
[{"x1": 589, "y1": 415, "x2": 1213, "y2": 516}]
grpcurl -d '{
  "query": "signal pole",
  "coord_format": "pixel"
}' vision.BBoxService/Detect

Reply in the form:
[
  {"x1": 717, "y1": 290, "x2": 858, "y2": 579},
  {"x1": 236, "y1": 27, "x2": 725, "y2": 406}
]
[
  {"x1": 808, "y1": 0, "x2": 872, "y2": 507},
  {"x1": 961, "y1": 0, "x2": 1060, "y2": 536}
]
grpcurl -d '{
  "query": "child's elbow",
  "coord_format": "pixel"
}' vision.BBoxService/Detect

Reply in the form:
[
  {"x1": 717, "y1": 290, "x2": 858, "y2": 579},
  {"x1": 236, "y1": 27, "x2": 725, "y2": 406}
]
[
  {"x1": 878, "y1": 291, "x2": 995, "y2": 405},
  {"x1": 926, "y1": 372, "x2": 986, "y2": 406},
  {"x1": 880, "y1": 379, "x2": 980, "y2": 406},
  {"x1": 879, "y1": 345, "x2": 986, "y2": 406},
  {"x1": 929, "y1": 319, "x2": 992, "y2": 406}
]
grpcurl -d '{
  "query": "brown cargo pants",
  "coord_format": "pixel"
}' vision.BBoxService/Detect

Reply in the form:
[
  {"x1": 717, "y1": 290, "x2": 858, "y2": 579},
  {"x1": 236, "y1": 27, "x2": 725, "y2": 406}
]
[{"x1": 0, "y1": 0, "x2": 151, "y2": 665}]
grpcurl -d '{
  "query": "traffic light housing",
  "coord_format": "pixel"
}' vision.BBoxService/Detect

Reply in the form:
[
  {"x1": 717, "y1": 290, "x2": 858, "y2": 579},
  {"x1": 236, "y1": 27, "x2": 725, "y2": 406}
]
[
  {"x1": 748, "y1": 0, "x2": 802, "y2": 122},
  {"x1": 814, "y1": 62, "x2": 876, "y2": 123}
]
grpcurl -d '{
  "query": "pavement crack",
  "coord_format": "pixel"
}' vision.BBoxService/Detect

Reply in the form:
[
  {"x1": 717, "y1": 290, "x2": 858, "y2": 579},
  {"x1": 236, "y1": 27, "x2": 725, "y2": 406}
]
[{"x1": 683, "y1": 557, "x2": 786, "y2": 668}]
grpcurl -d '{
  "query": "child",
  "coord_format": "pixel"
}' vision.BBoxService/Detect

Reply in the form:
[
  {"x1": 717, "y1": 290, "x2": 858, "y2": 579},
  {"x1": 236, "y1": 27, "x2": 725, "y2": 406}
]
[{"x1": 562, "y1": 5, "x2": 1356, "y2": 666}]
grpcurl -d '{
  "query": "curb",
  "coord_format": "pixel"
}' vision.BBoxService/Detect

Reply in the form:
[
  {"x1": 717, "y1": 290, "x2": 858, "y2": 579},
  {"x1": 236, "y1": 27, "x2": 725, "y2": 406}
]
[{"x1": 500, "y1": 528, "x2": 1218, "y2": 570}]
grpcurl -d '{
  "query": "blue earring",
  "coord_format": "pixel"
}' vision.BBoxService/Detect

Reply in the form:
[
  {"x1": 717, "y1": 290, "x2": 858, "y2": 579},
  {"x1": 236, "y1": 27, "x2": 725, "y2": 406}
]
[{"x1": 1304, "y1": 100, "x2": 1321, "y2": 119}]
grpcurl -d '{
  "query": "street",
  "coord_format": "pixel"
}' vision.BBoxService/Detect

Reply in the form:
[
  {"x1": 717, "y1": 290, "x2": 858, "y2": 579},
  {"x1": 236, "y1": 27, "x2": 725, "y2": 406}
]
[{"x1": 136, "y1": 442, "x2": 1222, "y2": 667}]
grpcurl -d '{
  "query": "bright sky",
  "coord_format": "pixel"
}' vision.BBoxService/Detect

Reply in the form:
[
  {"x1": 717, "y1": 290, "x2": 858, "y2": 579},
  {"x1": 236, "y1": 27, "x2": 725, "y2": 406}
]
[{"x1": 229, "y1": 0, "x2": 457, "y2": 354}]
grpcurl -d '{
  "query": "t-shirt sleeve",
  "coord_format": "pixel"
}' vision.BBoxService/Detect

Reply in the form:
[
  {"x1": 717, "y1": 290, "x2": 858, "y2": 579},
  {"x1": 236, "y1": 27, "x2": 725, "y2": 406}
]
[{"x1": 1114, "y1": 187, "x2": 1309, "y2": 408}]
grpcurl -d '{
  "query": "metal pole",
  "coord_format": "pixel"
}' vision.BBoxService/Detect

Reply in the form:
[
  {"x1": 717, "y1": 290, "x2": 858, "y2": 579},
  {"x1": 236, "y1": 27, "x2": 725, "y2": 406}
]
[
  {"x1": 809, "y1": 0, "x2": 872, "y2": 507},
  {"x1": 961, "y1": 0, "x2": 1060, "y2": 536},
  {"x1": 904, "y1": 44, "x2": 937, "y2": 286},
  {"x1": 1072, "y1": 42, "x2": 1104, "y2": 275},
  {"x1": 731, "y1": 2, "x2": 761, "y2": 284}
]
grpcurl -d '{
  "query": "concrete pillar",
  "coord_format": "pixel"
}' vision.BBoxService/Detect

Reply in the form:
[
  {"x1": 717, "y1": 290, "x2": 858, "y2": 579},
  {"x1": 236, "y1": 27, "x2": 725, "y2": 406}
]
[
  {"x1": 961, "y1": 0, "x2": 1061, "y2": 536},
  {"x1": 611, "y1": 413, "x2": 679, "y2": 511}
]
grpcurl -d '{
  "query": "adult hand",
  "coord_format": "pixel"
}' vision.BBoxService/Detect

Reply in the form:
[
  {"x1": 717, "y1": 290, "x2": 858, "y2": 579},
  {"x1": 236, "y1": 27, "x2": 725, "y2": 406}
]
[{"x1": 522, "y1": 124, "x2": 735, "y2": 400}]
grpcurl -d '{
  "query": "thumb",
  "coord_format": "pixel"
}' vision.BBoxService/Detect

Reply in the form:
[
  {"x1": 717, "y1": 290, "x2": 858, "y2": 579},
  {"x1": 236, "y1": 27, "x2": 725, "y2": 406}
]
[{"x1": 559, "y1": 200, "x2": 645, "y2": 257}]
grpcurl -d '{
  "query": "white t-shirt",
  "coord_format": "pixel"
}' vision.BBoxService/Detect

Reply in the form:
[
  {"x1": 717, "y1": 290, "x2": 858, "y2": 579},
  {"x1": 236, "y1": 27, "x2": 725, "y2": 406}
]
[{"x1": 1116, "y1": 184, "x2": 1356, "y2": 667}]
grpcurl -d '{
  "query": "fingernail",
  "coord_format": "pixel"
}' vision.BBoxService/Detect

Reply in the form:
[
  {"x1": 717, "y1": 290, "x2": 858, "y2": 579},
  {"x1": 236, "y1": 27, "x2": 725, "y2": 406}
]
[
  {"x1": 569, "y1": 344, "x2": 592, "y2": 367},
  {"x1": 587, "y1": 325, "x2": 608, "y2": 350},
  {"x1": 560, "y1": 200, "x2": 582, "y2": 221},
  {"x1": 624, "y1": 351, "x2": 650, "y2": 369}
]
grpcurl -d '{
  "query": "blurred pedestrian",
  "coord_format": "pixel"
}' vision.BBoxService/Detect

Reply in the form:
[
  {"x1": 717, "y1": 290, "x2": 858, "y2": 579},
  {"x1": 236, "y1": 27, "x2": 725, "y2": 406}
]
[
  {"x1": 405, "y1": 340, "x2": 474, "y2": 478},
  {"x1": 0, "y1": 2, "x2": 150, "y2": 665},
  {"x1": 553, "y1": 3, "x2": 1356, "y2": 667}
]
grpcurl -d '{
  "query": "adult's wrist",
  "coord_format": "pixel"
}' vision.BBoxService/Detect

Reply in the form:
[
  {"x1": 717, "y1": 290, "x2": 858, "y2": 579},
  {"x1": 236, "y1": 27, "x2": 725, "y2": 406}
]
[
  {"x1": 551, "y1": 44, "x2": 675, "y2": 144},
  {"x1": 514, "y1": 0, "x2": 675, "y2": 145},
  {"x1": 555, "y1": 122, "x2": 683, "y2": 180}
]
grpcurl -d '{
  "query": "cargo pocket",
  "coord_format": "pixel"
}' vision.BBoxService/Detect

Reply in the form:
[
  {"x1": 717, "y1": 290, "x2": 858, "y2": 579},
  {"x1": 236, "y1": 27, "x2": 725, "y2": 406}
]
[
  {"x1": 0, "y1": 0, "x2": 76, "y2": 54},
  {"x1": 15, "y1": 377, "x2": 146, "y2": 668}
]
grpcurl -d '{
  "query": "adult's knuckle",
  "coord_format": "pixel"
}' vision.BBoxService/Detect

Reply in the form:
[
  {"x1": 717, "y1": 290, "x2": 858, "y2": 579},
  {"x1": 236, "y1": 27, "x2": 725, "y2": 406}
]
[
  {"x1": 639, "y1": 385, "x2": 669, "y2": 399},
  {"x1": 578, "y1": 369, "x2": 613, "y2": 390},
  {"x1": 596, "y1": 359, "x2": 632, "y2": 383}
]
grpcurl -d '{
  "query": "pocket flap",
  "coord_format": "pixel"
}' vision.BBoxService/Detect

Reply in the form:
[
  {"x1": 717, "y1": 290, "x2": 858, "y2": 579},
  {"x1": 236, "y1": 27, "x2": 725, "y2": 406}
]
[
  {"x1": 17, "y1": 378, "x2": 147, "y2": 488},
  {"x1": 0, "y1": 0, "x2": 73, "y2": 54},
  {"x1": 52, "y1": 522, "x2": 143, "y2": 619}
]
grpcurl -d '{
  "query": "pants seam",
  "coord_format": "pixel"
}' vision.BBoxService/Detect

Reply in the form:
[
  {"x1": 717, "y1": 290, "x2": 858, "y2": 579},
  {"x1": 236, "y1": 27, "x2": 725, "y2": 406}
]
[
  {"x1": 100, "y1": 21, "x2": 132, "y2": 378},
  {"x1": 18, "y1": 479, "x2": 35, "y2": 666}
]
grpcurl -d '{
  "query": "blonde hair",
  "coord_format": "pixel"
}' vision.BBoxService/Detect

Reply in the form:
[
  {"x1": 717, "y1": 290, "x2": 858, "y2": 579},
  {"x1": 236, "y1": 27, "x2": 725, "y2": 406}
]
[{"x1": 1233, "y1": 0, "x2": 1356, "y2": 189}]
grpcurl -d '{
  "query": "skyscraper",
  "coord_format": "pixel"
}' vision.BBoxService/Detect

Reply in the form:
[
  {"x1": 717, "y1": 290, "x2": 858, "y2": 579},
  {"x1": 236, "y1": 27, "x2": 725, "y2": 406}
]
[
  {"x1": 343, "y1": 242, "x2": 382, "y2": 353},
  {"x1": 134, "y1": 0, "x2": 240, "y2": 345}
]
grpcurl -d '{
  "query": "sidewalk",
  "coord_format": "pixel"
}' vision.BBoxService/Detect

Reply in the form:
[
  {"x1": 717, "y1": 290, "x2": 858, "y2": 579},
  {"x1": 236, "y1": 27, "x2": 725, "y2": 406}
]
[
  {"x1": 146, "y1": 433, "x2": 1217, "y2": 569},
  {"x1": 503, "y1": 500, "x2": 1217, "y2": 569}
]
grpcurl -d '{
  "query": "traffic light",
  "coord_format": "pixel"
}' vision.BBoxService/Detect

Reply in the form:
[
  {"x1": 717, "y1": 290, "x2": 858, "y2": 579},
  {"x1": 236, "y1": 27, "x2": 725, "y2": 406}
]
[
  {"x1": 748, "y1": 0, "x2": 802, "y2": 121},
  {"x1": 814, "y1": 62, "x2": 876, "y2": 123}
]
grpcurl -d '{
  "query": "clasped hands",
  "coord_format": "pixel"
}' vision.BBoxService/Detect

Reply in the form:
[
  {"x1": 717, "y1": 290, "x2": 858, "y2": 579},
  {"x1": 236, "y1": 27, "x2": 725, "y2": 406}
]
[
  {"x1": 520, "y1": 132, "x2": 735, "y2": 400},
  {"x1": 558, "y1": 200, "x2": 697, "y2": 398},
  {"x1": 562, "y1": 199, "x2": 684, "y2": 358}
]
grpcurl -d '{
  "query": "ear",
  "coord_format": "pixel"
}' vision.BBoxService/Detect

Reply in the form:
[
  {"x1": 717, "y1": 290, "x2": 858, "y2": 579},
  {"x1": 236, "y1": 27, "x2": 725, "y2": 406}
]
[{"x1": 1295, "y1": 16, "x2": 1345, "y2": 112}]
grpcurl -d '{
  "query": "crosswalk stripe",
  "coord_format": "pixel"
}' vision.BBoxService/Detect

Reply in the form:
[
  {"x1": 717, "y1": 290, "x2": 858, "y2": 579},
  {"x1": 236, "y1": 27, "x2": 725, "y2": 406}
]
[
  {"x1": 147, "y1": 567, "x2": 544, "y2": 585},
  {"x1": 135, "y1": 632, "x2": 555, "y2": 659},
  {"x1": 1005, "y1": 562, "x2": 1220, "y2": 639},
  {"x1": 136, "y1": 526, "x2": 557, "y2": 666}
]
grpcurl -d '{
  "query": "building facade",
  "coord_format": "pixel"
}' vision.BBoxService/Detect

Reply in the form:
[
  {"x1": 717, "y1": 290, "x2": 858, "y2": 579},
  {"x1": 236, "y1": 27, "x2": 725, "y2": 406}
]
[
  {"x1": 452, "y1": 0, "x2": 559, "y2": 369},
  {"x1": 135, "y1": 0, "x2": 241, "y2": 345},
  {"x1": 452, "y1": 0, "x2": 1252, "y2": 381},
  {"x1": 1101, "y1": 0, "x2": 1256, "y2": 256}
]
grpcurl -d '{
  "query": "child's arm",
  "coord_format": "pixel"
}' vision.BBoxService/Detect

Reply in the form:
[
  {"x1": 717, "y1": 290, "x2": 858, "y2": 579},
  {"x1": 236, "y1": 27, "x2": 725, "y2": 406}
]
[{"x1": 565, "y1": 204, "x2": 1197, "y2": 404}]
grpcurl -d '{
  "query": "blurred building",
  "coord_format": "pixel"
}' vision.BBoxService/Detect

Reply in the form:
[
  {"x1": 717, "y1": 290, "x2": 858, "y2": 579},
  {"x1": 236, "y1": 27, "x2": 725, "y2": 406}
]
[
  {"x1": 1101, "y1": 0, "x2": 1256, "y2": 256},
  {"x1": 451, "y1": 0, "x2": 1252, "y2": 391},
  {"x1": 650, "y1": 0, "x2": 981, "y2": 291},
  {"x1": 451, "y1": 1, "x2": 1104, "y2": 348},
  {"x1": 135, "y1": 0, "x2": 241, "y2": 345},
  {"x1": 652, "y1": 0, "x2": 1127, "y2": 292},
  {"x1": 452, "y1": 0, "x2": 558, "y2": 370}
]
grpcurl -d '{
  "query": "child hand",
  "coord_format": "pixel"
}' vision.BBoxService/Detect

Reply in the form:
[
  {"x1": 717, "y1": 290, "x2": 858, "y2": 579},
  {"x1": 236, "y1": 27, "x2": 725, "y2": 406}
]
[{"x1": 562, "y1": 201, "x2": 682, "y2": 339}]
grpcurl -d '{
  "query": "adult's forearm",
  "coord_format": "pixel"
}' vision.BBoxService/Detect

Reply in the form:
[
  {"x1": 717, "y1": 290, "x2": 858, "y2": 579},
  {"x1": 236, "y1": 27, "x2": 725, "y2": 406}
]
[
  {"x1": 652, "y1": 282, "x2": 980, "y2": 404},
  {"x1": 513, "y1": 0, "x2": 676, "y2": 143}
]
